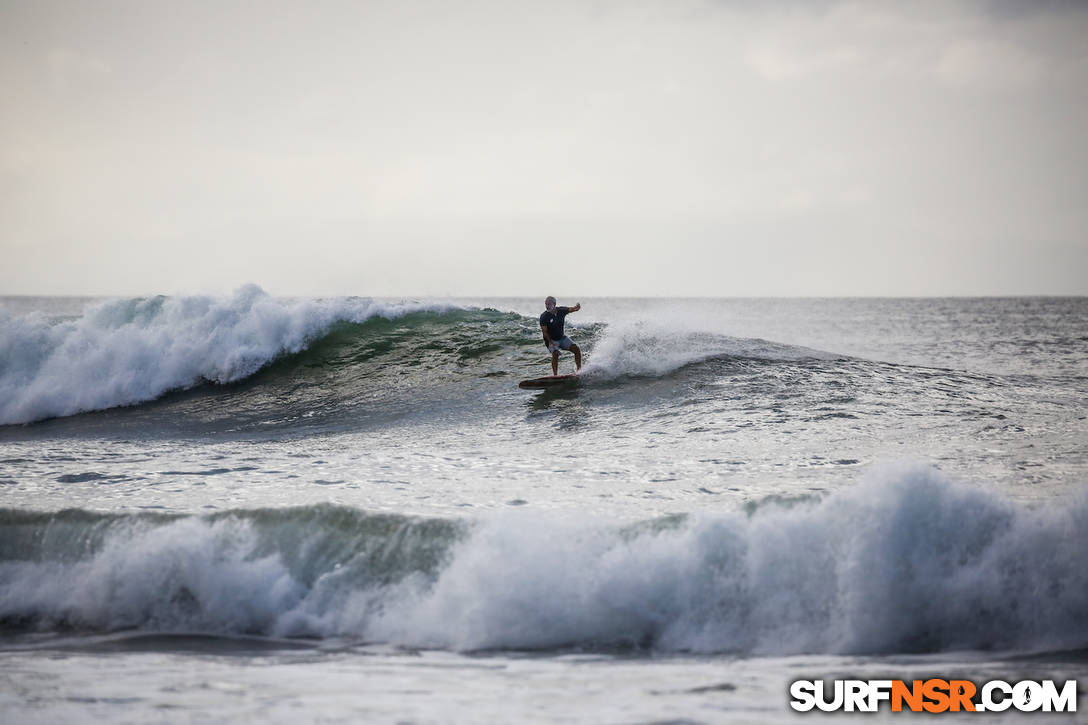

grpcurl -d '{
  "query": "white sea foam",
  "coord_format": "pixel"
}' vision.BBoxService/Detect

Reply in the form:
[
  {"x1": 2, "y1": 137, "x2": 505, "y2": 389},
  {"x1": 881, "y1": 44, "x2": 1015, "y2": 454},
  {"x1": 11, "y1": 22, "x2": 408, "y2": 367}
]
[
  {"x1": 582, "y1": 315, "x2": 831, "y2": 380},
  {"x1": 359, "y1": 464, "x2": 1088, "y2": 654},
  {"x1": 0, "y1": 515, "x2": 303, "y2": 634},
  {"x1": 0, "y1": 285, "x2": 454, "y2": 425},
  {"x1": 3, "y1": 466, "x2": 1085, "y2": 655}
]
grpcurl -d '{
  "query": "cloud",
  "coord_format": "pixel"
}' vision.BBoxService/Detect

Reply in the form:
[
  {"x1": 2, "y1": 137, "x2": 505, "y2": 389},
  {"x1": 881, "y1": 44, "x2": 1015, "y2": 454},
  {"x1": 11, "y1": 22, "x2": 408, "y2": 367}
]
[
  {"x1": 1, "y1": 0, "x2": 1087, "y2": 296},
  {"x1": 934, "y1": 37, "x2": 1047, "y2": 90},
  {"x1": 737, "y1": 1, "x2": 1082, "y2": 93},
  {"x1": 47, "y1": 48, "x2": 111, "y2": 91}
]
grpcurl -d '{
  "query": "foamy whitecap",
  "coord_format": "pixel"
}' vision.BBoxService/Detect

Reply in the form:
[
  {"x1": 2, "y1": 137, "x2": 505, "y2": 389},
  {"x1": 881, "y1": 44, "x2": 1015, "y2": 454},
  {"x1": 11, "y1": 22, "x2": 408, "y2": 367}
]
[
  {"x1": 362, "y1": 463, "x2": 1088, "y2": 654},
  {"x1": 0, "y1": 285, "x2": 456, "y2": 425},
  {"x1": 581, "y1": 316, "x2": 833, "y2": 380},
  {"x1": 2, "y1": 466, "x2": 1085, "y2": 655}
]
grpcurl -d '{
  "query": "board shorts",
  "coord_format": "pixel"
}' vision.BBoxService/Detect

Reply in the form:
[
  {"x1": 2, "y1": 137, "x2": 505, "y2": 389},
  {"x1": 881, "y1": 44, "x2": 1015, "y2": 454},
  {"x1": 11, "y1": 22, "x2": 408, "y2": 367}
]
[{"x1": 546, "y1": 337, "x2": 574, "y2": 353}]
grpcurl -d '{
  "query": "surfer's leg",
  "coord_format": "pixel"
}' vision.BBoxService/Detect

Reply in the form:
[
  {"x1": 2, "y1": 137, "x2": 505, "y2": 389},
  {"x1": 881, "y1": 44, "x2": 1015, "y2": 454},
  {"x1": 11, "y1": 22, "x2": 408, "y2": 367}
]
[
  {"x1": 551, "y1": 349, "x2": 560, "y2": 375},
  {"x1": 570, "y1": 343, "x2": 582, "y2": 371}
]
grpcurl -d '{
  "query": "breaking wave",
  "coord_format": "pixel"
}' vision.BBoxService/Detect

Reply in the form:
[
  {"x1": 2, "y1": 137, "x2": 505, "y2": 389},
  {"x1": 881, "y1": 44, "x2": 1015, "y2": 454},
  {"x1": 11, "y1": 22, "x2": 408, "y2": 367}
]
[
  {"x1": 0, "y1": 285, "x2": 463, "y2": 425},
  {"x1": 3, "y1": 465, "x2": 1086, "y2": 656},
  {"x1": 0, "y1": 287, "x2": 839, "y2": 431}
]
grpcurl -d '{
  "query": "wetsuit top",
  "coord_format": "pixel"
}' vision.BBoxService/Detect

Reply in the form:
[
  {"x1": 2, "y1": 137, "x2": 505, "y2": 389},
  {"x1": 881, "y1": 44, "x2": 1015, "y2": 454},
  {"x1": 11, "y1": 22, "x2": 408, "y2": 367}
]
[{"x1": 539, "y1": 307, "x2": 570, "y2": 343}]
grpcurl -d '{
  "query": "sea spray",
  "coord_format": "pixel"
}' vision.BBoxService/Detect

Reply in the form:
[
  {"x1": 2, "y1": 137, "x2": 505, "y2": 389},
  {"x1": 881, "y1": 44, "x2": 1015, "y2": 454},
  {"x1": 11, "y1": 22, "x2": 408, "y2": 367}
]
[
  {"x1": 0, "y1": 506, "x2": 462, "y2": 635},
  {"x1": 3, "y1": 466, "x2": 1086, "y2": 655},
  {"x1": 0, "y1": 286, "x2": 458, "y2": 425},
  {"x1": 582, "y1": 316, "x2": 832, "y2": 380}
]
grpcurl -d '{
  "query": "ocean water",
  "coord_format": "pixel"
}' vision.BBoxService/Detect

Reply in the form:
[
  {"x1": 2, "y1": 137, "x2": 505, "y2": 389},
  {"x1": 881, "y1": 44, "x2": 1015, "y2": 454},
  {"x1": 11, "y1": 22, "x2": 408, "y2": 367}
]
[{"x1": 1, "y1": 288, "x2": 1087, "y2": 723}]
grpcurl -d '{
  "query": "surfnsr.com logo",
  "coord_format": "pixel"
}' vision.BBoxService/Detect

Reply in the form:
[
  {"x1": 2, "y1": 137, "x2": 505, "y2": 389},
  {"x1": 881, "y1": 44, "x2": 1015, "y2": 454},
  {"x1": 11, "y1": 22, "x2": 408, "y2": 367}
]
[{"x1": 789, "y1": 679, "x2": 1078, "y2": 713}]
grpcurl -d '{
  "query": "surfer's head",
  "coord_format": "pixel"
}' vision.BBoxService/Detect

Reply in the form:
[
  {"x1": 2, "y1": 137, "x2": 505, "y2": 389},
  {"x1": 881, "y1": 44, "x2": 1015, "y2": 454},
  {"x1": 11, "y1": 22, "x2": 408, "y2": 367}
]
[{"x1": 544, "y1": 296, "x2": 556, "y2": 311}]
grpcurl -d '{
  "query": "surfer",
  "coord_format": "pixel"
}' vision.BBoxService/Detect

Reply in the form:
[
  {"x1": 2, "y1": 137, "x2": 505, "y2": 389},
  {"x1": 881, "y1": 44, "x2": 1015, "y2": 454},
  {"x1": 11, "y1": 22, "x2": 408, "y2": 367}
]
[{"x1": 540, "y1": 296, "x2": 582, "y2": 375}]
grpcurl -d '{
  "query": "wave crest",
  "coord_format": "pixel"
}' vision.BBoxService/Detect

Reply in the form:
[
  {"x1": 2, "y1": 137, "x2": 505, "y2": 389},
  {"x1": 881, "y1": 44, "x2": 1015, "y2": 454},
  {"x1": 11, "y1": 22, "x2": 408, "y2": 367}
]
[
  {"x1": 3, "y1": 467, "x2": 1086, "y2": 655},
  {"x1": 583, "y1": 317, "x2": 832, "y2": 380},
  {"x1": 0, "y1": 286, "x2": 457, "y2": 425}
]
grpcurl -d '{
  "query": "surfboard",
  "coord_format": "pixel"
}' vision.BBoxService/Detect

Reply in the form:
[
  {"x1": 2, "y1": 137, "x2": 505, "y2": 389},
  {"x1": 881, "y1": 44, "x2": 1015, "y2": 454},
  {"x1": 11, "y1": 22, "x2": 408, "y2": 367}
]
[{"x1": 518, "y1": 374, "x2": 579, "y2": 389}]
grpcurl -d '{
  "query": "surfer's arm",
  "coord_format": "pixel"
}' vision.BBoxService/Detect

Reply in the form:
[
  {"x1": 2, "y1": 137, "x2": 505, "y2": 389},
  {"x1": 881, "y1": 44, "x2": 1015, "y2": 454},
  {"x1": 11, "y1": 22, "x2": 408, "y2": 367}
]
[{"x1": 540, "y1": 324, "x2": 554, "y2": 345}]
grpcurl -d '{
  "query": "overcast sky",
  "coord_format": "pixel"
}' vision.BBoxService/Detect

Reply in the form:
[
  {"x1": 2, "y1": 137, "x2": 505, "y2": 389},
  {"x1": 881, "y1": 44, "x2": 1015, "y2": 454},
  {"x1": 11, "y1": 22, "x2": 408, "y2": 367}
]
[{"x1": 2, "y1": 0, "x2": 1086, "y2": 297}]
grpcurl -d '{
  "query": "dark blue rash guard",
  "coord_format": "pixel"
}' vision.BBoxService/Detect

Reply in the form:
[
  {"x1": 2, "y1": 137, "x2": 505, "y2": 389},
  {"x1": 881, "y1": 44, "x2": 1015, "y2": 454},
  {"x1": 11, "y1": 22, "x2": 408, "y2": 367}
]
[{"x1": 539, "y1": 307, "x2": 570, "y2": 343}]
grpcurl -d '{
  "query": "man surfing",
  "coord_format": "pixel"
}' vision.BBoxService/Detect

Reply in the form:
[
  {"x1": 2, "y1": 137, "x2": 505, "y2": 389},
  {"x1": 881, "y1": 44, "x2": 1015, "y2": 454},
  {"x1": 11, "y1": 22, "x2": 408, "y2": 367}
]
[{"x1": 539, "y1": 296, "x2": 582, "y2": 375}]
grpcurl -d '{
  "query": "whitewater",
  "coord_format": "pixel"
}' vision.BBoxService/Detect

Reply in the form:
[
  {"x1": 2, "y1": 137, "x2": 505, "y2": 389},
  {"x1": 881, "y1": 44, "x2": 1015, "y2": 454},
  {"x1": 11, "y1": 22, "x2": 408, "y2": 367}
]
[
  {"x1": 0, "y1": 284, "x2": 460, "y2": 425},
  {"x1": 2, "y1": 289, "x2": 1087, "y2": 723}
]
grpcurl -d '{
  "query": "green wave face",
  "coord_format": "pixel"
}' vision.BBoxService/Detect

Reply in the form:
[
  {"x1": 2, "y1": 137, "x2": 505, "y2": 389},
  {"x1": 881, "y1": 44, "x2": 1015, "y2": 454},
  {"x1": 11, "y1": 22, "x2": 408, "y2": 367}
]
[
  {"x1": 3, "y1": 307, "x2": 596, "y2": 437},
  {"x1": 189, "y1": 308, "x2": 583, "y2": 434}
]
